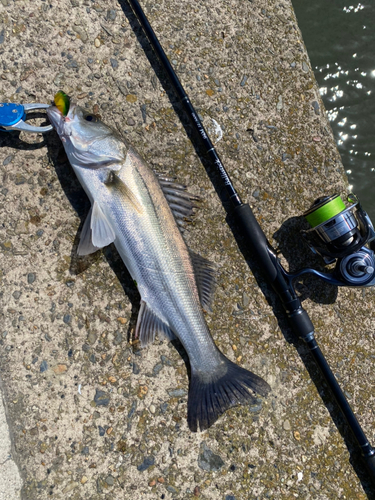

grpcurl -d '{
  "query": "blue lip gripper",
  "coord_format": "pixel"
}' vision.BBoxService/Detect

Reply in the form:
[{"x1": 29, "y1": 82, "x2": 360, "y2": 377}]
[{"x1": 0, "y1": 102, "x2": 52, "y2": 133}]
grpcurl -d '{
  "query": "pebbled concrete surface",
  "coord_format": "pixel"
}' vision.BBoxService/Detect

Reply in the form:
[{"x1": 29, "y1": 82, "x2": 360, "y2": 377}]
[
  {"x1": 0, "y1": 388, "x2": 22, "y2": 500},
  {"x1": 0, "y1": 0, "x2": 375, "y2": 499}
]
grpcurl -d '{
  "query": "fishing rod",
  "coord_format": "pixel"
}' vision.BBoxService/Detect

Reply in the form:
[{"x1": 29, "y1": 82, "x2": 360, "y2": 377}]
[{"x1": 126, "y1": 0, "x2": 375, "y2": 483}]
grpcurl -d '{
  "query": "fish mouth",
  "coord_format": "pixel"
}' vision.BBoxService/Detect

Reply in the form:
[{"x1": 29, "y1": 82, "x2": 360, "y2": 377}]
[
  {"x1": 47, "y1": 104, "x2": 77, "y2": 138},
  {"x1": 46, "y1": 106, "x2": 65, "y2": 135}
]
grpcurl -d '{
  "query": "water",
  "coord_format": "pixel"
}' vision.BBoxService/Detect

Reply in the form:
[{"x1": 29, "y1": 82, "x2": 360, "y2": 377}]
[{"x1": 292, "y1": 1, "x2": 375, "y2": 220}]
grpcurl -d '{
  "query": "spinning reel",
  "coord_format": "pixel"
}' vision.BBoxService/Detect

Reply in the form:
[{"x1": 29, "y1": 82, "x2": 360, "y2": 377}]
[{"x1": 300, "y1": 193, "x2": 375, "y2": 287}]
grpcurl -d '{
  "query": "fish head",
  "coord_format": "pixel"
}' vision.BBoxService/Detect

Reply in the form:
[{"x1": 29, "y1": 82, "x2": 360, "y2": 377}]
[{"x1": 47, "y1": 96, "x2": 126, "y2": 170}]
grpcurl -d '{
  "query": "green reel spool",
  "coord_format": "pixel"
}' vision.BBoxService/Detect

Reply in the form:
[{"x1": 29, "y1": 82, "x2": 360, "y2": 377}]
[{"x1": 304, "y1": 194, "x2": 346, "y2": 228}]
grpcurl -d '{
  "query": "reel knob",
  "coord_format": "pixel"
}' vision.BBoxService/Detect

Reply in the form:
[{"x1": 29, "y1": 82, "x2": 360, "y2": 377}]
[
  {"x1": 351, "y1": 263, "x2": 374, "y2": 275},
  {"x1": 340, "y1": 248, "x2": 375, "y2": 285}
]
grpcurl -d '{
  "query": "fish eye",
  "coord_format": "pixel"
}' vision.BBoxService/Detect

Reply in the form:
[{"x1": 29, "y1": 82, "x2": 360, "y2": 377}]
[{"x1": 83, "y1": 112, "x2": 100, "y2": 122}]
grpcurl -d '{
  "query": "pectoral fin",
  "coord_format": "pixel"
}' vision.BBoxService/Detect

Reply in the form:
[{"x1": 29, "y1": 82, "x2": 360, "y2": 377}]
[
  {"x1": 77, "y1": 201, "x2": 116, "y2": 256},
  {"x1": 105, "y1": 171, "x2": 143, "y2": 213}
]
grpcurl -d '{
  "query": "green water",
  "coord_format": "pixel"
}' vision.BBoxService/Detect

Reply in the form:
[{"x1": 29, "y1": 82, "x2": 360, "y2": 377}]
[{"x1": 292, "y1": 0, "x2": 375, "y2": 220}]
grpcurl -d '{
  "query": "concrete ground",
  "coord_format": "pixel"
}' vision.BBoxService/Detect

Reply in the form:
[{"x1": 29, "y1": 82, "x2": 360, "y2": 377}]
[
  {"x1": 0, "y1": 0, "x2": 375, "y2": 499},
  {"x1": 0, "y1": 386, "x2": 22, "y2": 500}
]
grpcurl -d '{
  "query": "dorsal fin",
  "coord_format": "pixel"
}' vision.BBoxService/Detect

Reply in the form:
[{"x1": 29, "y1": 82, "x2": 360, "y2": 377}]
[
  {"x1": 190, "y1": 251, "x2": 217, "y2": 312},
  {"x1": 135, "y1": 300, "x2": 176, "y2": 347},
  {"x1": 156, "y1": 174, "x2": 216, "y2": 309},
  {"x1": 156, "y1": 173, "x2": 201, "y2": 229}
]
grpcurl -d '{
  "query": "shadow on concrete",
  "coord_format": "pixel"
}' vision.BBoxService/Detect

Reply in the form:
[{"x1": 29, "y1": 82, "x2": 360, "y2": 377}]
[
  {"x1": 117, "y1": 0, "x2": 375, "y2": 495},
  {"x1": 0, "y1": 112, "x2": 50, "y2": 150},
  {"x1": 273, "y1": 215, "x2": 338, "y2": 305}
]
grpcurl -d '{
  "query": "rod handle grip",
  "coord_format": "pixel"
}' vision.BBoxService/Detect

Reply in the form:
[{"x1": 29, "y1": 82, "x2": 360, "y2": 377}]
[
  {"x1": 232, "y1": 203, "x2": 277, "y2": 281},
  {"x1": 363, "y1": 453, "x2": 375, "y2": 484}
]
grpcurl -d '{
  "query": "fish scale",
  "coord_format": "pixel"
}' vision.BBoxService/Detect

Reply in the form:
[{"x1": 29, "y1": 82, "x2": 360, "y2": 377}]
[{"x1": 47, "y1": 98, "x2": 271, "y2": 431}]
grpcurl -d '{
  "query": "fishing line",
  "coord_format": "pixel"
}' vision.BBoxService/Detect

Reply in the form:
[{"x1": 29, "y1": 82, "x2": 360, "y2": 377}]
[{"x1": 304, "y1": 194, "x2": 346, "y2": 227}]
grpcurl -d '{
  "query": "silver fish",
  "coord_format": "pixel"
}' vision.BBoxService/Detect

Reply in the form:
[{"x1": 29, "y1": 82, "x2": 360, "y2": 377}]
[{"x1": 47, "y1": 102, "x2": 270, "y2": 431}]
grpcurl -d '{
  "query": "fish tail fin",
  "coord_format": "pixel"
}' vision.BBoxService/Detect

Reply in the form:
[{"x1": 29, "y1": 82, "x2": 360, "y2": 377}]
[{"x1": 187, "y1": 355, "x2": 271, "y2": 432}]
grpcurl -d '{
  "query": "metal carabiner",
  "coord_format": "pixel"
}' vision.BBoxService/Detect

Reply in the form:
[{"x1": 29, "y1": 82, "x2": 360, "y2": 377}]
[{"x1": 0, "y1": 102, "x2": 53, "y2": 133}]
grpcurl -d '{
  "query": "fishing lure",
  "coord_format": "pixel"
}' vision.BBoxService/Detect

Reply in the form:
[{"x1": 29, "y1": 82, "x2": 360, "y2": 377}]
[{"x1": 54, "y1": 91, "x2": 70, "y2": 117}]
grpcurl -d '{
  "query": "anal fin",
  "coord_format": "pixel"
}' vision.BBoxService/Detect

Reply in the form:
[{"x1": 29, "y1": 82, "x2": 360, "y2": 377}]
[{"x1": 135, "y1": 300, "x2": 175, "y2": 347}]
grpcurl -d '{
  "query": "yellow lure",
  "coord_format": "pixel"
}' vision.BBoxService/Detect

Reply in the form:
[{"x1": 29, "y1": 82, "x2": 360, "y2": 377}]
[{"x1": 54, "y1": 91, "x2": 70, "y2": 116}]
